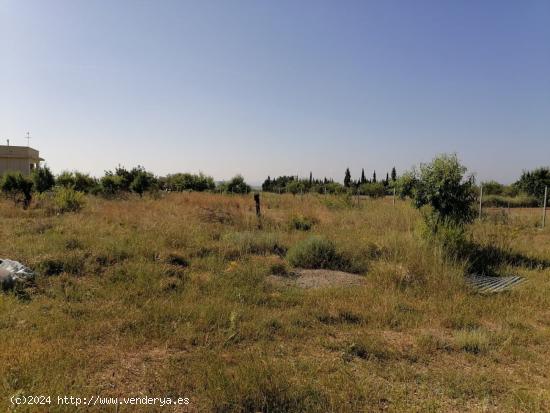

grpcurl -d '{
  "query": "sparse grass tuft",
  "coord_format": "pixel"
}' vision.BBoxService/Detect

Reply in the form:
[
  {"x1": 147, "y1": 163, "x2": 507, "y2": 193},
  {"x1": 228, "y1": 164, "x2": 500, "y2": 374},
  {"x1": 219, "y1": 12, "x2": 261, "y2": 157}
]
[{"x1": 454, "y1": 328, "x2": 492, "y2": 354}]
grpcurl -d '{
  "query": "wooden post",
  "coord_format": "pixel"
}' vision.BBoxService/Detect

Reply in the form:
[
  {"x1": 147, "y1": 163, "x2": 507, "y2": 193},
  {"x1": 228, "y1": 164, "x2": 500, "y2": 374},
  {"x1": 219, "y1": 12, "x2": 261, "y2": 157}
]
[
  {"x1": 479, "y1": 185, "x2": 483, "y2": 219},
  {"x1": 542, "y1": 186, "x2": 548, "y2": 229},
  {"x1": 393, "y1": 187, "x2": 396, "y2": 206},
  {"x1": 254, "y1": 193, "x2": 261, "y2": 218},
  {"x1": 254, "y1": 193, "x2": 262, "y2": 229}
]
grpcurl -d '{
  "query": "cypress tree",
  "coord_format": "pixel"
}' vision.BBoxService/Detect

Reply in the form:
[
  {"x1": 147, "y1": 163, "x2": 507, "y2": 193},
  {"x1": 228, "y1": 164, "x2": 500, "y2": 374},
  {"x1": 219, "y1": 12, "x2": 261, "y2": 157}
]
[
  {"x1": 361, "y1": 168, "x2": 366, "y2": 184},
  {"x1": 391, "y1": 167, "x2": 397, "y2": 181},
  {"x1": 344, "y1": 168, "x2": 351, "y2": 188},
  {"x1": 372, "y1": 170, "x2": 377, "y2": 183}
]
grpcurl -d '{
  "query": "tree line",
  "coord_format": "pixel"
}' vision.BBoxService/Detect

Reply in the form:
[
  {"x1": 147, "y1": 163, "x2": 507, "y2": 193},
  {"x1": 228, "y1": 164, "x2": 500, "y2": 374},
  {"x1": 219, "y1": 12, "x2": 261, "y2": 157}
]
[
  {"x1": 262, "y1": 167, "x2": 398, "y2": 197},
  {"x1": 2, "y1": 161, "x2": 549, "y2": 209},
  {"x1": 0, "y1": 166, "x2": 252, "y2": 209}
]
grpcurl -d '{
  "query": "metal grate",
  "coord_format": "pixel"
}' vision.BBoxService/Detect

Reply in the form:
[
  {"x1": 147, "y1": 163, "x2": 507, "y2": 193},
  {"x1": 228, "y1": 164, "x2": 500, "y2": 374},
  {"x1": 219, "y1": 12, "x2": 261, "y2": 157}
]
[{"x1": 467, "y1": 275, "x2": 526, "y2": 293}]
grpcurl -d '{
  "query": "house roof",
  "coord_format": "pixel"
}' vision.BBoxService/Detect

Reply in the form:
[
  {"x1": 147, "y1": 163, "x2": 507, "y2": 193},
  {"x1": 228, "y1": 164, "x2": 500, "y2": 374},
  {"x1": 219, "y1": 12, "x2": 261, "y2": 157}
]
[{"x1": 0, "y1": 145, "x2": 44, "y2": 161}]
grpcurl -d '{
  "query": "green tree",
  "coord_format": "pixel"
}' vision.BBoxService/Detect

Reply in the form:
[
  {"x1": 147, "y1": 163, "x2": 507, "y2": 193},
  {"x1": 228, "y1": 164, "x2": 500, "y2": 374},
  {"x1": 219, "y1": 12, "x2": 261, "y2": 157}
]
[
  {"x1": 372, "y1": 170, "x2": 377, "y2": 183},
  {"x1": 1, "y1": 172, "x2": 33, "y2": 208},
  {"x1": 413, "y1": 154, "x2": 476, "y2": 225},
  {"x1": 31, "y1": 165, "x2": 55, "y2": 193},
  {"x1": 391, "y1": 167, "x2": 397, "y2": 182},
  {"x1": 100, "y1": 174, "x2": 123, "y2": 196},
  {"x1": 344, "y1": 168, "x2": 351, "y2": 188},
  {"x1": 361, "y1": 168, "x2": 367, "y2": 184},
  {"x1": 56, "y1": 171, "x2": 76, "y2": 188},
  {"x1": 130, "y1": 169, "x2": 156, "y2": 196},
  {"x1": 481, "y1": 180, "x2": 505, "y2": 196},
  {"x1": 221, "y1": 175, "x2": 251, "y2": 194},
  {"x1": 515, "y1": 168, "x2": 550, "y2": 200}
]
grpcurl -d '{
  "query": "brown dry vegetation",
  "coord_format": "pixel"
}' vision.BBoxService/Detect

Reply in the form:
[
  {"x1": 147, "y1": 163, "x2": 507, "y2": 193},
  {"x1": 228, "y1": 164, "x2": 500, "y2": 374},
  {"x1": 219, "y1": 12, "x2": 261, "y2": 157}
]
[{"x1": 1, "y1": 193, "x2": 550, "y2": 412}]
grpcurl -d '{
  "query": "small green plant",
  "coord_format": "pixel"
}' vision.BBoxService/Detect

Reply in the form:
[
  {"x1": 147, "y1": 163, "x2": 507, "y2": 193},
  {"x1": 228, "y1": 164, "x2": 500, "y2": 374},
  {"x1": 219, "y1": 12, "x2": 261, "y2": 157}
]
[
  {"x1": 287, "y1": 236, "x2": 351, "y2": 271},
  {"x1": 53, "y1": 187, "x2": 85, "y2": 213},
  {"x1": 289, "y1": 215, "x2": 317, "y2": 231}
]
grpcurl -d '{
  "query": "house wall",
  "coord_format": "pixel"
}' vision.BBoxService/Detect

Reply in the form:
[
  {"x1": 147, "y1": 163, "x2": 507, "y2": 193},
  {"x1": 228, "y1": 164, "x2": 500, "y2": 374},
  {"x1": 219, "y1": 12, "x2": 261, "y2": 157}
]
[{"x1": 0, "y1": 158, "x2": 33, "y2": 176}]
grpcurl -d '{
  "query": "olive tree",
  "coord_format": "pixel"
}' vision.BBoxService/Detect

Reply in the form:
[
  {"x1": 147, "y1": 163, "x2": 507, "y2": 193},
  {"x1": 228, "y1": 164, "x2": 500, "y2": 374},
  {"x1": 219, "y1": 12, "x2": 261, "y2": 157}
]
[
  {"x1": 413, "y1": 154, "x2": 476, "y2": 226},
  {"x1": 1, "y1": 172, "x2": 34, "y2": 208}
]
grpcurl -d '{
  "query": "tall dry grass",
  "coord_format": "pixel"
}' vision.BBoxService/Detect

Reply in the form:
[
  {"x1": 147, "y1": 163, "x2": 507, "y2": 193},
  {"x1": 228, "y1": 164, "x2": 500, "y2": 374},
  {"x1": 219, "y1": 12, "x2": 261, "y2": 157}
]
[{"x1": 0, "y1": 193, "x2": 549, "y2": 411}]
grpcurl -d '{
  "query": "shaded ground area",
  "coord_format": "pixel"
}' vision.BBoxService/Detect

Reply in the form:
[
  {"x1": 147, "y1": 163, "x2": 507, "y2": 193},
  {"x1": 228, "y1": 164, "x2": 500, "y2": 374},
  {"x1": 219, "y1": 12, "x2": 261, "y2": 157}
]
[{"x1": 268, "y1": 268, "x2": 366, "y2": 289}]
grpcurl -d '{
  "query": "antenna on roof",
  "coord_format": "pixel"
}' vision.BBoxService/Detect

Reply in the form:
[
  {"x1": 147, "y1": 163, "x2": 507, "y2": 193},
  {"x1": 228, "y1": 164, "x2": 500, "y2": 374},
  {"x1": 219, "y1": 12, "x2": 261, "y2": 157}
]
[{"x1": 25, "y1": 132, "x2": 31, "y2": 147}]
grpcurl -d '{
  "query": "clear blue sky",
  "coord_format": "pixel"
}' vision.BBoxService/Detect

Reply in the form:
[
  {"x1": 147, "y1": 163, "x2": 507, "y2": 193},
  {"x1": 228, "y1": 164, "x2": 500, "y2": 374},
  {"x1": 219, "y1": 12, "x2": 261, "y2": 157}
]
[{"x1": 1, "y1": 0, "x2": 549, "y2": 184}]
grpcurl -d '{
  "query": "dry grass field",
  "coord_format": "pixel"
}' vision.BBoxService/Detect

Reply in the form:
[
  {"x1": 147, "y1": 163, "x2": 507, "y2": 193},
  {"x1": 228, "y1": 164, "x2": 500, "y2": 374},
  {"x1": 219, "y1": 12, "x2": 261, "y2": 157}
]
[{"x1": 1, "y1": 193, "x2": 550, "y2": 412}]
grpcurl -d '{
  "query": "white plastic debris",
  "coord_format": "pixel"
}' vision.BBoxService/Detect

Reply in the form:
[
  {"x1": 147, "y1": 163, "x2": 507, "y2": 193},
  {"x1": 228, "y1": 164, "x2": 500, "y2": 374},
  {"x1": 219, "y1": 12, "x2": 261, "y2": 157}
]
[{"x1": 0, "y1": 259, "x2": 35, "y2": 290}]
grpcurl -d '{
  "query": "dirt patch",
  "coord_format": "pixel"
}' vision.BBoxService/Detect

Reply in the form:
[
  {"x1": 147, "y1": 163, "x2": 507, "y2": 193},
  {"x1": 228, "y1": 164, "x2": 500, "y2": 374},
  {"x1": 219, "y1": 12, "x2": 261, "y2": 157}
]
[{"x1": 267, "y1": 268, "x2": 366, "y2": 289}]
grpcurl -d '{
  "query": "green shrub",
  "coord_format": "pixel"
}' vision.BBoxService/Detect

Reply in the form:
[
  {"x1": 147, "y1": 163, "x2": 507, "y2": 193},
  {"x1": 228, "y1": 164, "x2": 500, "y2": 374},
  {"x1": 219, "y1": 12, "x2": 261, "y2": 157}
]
[
  {"x1": 99, "y1": 174, "x2": 124, "y2": 196},
  {"x1": 420, "y1": 214, "x2": 470, "y2": 260},
  {"x1": 289, "y1": 215, "x2": 317, "y2": 231},
  {"x1": 31, "y1": 165, "x2": 55, "y2": 193},
  {"x1": 56, "y1": 171, "x2": 98, "y2": 193},
  {"x1": 514, "y1": 167, "x2": 550, "y2": 200},
  {"x1": 129, "y1": 169, "x2": 157, "y2": 196},
  {"x1": 482, "y1": 194, "x2": 538, "y2": 208},
  {"x1": 219, "y1": 175, "x2": 251, "y2": 194},
  {"x1": 358, "y1": 182, "x2": 386, "y2": 198},
  {"x1": 53, "y1": 187, "x2": 85, "y2": 213},
  {"x1": 286, "y1": 236, "x2": 351, "y2": 271},
  {"x1": 161, "y1": 172, "x2": 215, "y2": 192}
]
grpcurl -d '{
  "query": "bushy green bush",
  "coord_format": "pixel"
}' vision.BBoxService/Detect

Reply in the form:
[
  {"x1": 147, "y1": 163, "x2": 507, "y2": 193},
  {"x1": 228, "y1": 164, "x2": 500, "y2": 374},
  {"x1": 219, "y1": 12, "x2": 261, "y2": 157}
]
[
  {"x1": 395, "y1": 171, "x2": 417, "y2": 199},
  {"x1": 482, "y1": 194, "x2": 538, "y2": 208},
  {"x1": 289, "y1": 215, "x2": 317, "y2": 231},
  {"x1": 31, "y1": 165, "x2": 55, "y2": 193},
  {"x1": 161, "y1": 172, "x2": 215, "y2": 192},
  {"x1": 358, "y1": 182, "x2": 386, "y2": 198},
  {"x1": 99, "y1": 174, "x2": 124, "y2": 196},
  {"x1": 514, "y1": 167, "x2": 550, "y2": 200},
  {"x1": 56, "y1": 171, "x2": 98, "y2": 193},
  {"x1": 100, "y1": 165, "x2": 157, "y2": 196},
  {"x1": 219, "y1": 175, "x2": 251, "y2": 194},
  {"x1": 286, "y1": 236, "x2": 350, "y2": 271},
  {"x1": 53, "y1": 187, "x2": 86, "y2": 213}
]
